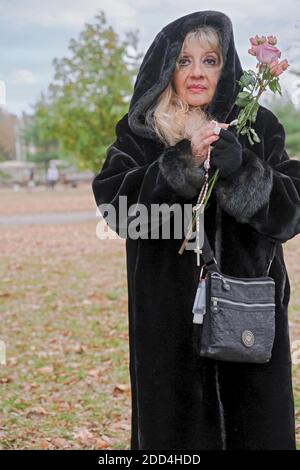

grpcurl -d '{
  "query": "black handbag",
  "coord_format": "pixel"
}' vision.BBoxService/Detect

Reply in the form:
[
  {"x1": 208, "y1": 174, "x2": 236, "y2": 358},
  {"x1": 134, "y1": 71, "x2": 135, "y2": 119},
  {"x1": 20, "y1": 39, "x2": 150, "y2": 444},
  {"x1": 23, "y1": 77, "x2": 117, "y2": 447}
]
[{"x1": 192, "y1": 232, "x2": 277, "y2": 363}]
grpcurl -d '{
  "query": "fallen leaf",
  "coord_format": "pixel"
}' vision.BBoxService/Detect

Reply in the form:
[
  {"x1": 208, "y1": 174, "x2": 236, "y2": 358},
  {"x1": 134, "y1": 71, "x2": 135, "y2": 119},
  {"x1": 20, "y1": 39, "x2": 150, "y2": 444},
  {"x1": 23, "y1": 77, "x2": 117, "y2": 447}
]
[
  {"x1": 74, "y1": 343, "x2": 85, "y2": 354},
  {"x1": 113, "y1": 384, "x2": 130, "y2": 396},
  {"x1": 51, "y1": 437, "x2": 71, "y2": 449},
  {"x1": 87, "y1": 369, "x2": 100, "y2": 378},
  {"x1": 39, "y1": 440, "x2": 51, "y2": 450},
  {"x1": 73, "y1": 428, "x2": 95, "y2": 446},
  {"x1": 0, "y1": 376, "x2": 12, "y2": 383},
  {"x1": 38, "y1": 366, "x2": 54, "y2": 375},
  {"x1": 25, "y1": 406, "x2": 48, "y2": 417},
  {"x1": 94, "y1": 438, "x2": 110, "y2": 449}
]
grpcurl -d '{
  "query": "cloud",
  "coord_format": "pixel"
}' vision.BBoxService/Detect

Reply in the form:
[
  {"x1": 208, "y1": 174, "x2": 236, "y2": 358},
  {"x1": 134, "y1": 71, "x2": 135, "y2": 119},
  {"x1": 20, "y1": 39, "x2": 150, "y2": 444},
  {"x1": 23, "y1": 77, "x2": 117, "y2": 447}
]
[
  {"x1": 0, "y1": 0, "x2": 136, "y2": 28},
  {"x1": 0, "y1": 80, "x2": 6, "y2": 105},
  {"x1": 10, "y1": 69, "x2": 38, "y2": 85},
  {"x1": 1, "y1": 0, "x2": 299, "y2": 117}
]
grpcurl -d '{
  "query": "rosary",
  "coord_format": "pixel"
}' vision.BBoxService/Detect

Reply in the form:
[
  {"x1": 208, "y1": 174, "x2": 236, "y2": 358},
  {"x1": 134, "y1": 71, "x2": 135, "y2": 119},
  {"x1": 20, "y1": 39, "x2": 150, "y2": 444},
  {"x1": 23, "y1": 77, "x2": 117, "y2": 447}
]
[{"x1": 178, "y1": 120, "x2": 221, "y2": 265}]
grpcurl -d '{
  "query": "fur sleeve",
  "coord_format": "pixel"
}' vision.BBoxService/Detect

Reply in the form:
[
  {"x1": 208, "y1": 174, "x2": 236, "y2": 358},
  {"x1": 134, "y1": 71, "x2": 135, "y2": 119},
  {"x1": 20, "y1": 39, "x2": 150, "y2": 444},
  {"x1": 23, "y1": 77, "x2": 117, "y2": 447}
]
[
  {"x1": 214, "y1": 148, "x2": 273, "y2": 221},
  {"x1": 92, "y1": 115, "x2": 205, "y2": 238},
  {"x1": 158, "y1": 138, "x2": 206, "y2": 199},
  {"x1": 215, "y1": 109, "x2": 300, "y2": 243}
]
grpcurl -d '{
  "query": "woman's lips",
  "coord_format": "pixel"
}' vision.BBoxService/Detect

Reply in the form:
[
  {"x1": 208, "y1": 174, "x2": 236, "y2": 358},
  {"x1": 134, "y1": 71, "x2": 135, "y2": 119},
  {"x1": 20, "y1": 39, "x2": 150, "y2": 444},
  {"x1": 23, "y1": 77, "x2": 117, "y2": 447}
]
[{"x1": 187, "y1": 86, "x2": 207, "y2": 93}]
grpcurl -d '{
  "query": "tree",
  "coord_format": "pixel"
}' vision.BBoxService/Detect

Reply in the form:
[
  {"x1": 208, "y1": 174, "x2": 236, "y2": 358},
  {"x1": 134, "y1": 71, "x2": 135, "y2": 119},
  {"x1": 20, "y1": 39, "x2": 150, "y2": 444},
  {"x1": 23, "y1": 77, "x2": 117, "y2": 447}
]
[
  {"x1": 21, "y1": 98, "x2": 61, "y2": 169},
  {"x1": 267, "y1": 89, "x2": 300, "y2": 158},
  {"x1": 24, "y1": 10, "x2": 142, "y2": 173},
  {"x1": 0, "y1": 109, "x2": 18, "y2": 161}
]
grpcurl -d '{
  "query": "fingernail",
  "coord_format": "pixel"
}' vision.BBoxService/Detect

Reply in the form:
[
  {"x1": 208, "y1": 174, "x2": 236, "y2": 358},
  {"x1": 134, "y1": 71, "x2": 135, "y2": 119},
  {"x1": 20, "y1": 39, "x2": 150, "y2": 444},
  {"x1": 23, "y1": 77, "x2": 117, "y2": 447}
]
[{"x1": 213, "y1": 126, "x2": 221, "y2": 135}]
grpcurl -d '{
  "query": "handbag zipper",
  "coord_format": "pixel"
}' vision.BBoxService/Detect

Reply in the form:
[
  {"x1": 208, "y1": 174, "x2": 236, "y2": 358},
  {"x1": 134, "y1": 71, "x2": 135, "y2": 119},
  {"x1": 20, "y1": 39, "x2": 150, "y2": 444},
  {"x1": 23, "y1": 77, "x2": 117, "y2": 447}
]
[
  {"x1": 210, "y1": 271, "x2": 275, "y2": 287},
  {"x1": 211, "y1": 296, "x2": 275, "y2": 308}
]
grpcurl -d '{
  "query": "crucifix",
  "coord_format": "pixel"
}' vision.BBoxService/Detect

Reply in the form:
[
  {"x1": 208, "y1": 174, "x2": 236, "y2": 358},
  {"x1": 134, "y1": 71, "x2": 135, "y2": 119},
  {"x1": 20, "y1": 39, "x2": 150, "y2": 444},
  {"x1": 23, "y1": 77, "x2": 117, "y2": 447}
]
[{"x1": 193, "y1": 202, "x2": 205, "y2": 266}]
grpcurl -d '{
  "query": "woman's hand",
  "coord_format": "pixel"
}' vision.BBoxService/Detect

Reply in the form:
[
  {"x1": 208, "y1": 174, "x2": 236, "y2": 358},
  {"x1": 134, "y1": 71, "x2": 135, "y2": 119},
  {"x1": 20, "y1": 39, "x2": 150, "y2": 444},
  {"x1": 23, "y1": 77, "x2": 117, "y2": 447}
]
[
  {"x1": 191, "y1": 121, "x2": 229, "y2": 166},
  {"x1": 210, "y1": 127, "x2": 243, "y2": 178}
]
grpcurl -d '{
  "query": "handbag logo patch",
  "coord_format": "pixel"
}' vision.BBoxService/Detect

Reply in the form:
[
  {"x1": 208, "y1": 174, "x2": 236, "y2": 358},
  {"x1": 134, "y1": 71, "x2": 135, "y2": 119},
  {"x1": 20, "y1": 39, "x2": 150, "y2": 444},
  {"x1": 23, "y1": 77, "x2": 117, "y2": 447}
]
[{"x1": 242, "y1": 330, "x2": 255, "y2": 347}]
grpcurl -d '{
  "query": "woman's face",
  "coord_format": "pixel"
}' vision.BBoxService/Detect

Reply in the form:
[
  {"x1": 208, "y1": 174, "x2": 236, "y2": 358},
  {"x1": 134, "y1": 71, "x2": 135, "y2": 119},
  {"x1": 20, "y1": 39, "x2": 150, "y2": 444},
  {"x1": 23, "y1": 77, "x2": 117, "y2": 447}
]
[{"x1": 172, "y1": 38, "x2": 222, "y2": 108}]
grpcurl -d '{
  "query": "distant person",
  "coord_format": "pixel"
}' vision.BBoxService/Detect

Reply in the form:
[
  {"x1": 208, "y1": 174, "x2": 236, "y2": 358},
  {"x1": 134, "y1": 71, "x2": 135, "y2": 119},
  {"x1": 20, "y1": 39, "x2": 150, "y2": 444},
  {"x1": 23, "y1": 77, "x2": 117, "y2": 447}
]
[
  {"x1": 46, "y1": 162, "x2": 59, "y2": 190},
  {"x1": 27, "y1": 168, "x2": 35, "y2": 192}
]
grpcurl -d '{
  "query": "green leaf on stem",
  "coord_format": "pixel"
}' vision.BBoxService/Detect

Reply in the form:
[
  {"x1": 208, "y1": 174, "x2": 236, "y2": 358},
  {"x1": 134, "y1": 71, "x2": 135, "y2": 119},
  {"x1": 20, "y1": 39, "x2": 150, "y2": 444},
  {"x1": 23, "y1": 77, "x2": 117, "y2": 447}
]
[
  {"x1": 236, "y1": 92, "x2": 252, "y2": 107},
  {"x1": 268, "y1": 79, "x2": 278, "y2": 93},
  {"x1": 250, "y1": 128, "x2": 261, "y2": 143},
  {"x1": 247, "y1": 130, "x2": 255, "y2": 146},
  {"x1": 249, "y1": 102, "x2": 259, "y2": 122},
  {"x1": 276, "y1": 80, "x2": 282, "y2": 95},
  {"x1": 240, "y1": 71, "x2": 256, "y2": 88}
]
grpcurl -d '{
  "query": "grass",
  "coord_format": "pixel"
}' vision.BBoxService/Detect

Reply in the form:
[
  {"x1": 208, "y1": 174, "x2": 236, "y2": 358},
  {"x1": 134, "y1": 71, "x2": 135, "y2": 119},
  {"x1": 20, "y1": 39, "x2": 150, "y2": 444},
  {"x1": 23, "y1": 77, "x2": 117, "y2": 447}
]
[
  {"x1": 0, "y1": 185, "x2": 299, "y2": 449},
  {"x1": 0, "y1": 215, "x2": 131, "y2": 450}
]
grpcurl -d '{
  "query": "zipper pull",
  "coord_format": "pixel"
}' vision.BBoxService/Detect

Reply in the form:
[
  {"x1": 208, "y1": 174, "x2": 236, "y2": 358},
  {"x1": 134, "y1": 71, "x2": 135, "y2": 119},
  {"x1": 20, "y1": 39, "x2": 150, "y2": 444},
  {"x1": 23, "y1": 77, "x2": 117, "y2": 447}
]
[
  {"x1": 211, "y1": 297, "x2": 219, "y2": 313},
  {"x1": 211, "y1": 272, "x2": 230, "y2": 291}
]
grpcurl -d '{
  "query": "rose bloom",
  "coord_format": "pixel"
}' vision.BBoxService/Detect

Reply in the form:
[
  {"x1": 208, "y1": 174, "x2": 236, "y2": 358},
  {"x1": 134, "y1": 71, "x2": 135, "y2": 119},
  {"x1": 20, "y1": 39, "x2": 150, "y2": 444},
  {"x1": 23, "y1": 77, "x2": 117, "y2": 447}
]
[
  {"x1": 269, "y1": 59, "x2": 289, "y2": 76},
  {"x1": 256, "y1": 43, "x2": 281, "y2": 64}
]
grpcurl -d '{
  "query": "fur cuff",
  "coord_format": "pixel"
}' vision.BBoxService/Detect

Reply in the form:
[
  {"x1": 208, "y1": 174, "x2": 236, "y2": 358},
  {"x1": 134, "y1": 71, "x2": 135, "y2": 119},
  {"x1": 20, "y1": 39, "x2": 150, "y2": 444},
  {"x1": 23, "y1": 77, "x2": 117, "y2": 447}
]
[
  {"x1": 158, "y1": 139, "x2": 206, "y2": 199},
  {"x1": 215, "y1": 148, "x2": 273, "y2": 222}
]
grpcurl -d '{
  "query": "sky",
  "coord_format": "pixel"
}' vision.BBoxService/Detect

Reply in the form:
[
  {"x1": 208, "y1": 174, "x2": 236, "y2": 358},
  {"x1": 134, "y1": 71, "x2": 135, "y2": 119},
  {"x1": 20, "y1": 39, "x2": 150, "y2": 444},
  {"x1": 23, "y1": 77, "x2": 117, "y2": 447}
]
[{"x1": 0, "y1": 0, "x2": 299, "y2": 118}]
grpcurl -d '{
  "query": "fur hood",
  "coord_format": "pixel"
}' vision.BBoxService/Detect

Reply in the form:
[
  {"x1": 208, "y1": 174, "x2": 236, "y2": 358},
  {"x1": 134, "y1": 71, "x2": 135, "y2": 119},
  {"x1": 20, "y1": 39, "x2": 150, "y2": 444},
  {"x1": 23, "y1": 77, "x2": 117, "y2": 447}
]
[{"x1": 128, "y1": 10, "x2": 243, "y2": 141}]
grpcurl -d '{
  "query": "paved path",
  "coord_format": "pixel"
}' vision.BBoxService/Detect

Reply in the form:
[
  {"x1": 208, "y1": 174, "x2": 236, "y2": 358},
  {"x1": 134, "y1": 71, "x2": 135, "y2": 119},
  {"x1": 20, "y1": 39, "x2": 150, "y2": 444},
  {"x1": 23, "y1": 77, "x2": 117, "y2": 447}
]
[{"x1": 0, "y1": 211, "x2": 99, "y2": 225}]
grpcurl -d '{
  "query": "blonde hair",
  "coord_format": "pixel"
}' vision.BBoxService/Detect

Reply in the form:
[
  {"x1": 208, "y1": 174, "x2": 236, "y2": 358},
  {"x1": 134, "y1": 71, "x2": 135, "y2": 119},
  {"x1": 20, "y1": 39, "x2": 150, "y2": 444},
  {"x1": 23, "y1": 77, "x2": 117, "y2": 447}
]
[{"x1": 145, "y1": 26, "x2": 223, "y2": 146}]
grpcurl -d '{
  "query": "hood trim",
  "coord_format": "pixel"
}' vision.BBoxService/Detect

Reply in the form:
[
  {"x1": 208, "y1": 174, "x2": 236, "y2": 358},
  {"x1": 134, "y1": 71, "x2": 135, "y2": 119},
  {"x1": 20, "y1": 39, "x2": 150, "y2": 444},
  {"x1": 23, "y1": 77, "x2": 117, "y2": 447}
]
[{"x1": 128, "y1": 10, "x2": 243, "y2": 142}]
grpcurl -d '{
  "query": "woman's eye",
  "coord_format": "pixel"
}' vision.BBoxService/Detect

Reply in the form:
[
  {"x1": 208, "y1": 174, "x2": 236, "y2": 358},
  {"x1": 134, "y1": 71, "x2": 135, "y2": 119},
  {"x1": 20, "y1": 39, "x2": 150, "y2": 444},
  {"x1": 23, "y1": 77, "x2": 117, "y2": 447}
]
[
  {"x1": 204, "y1": 58, "x2": 217, "y2": 65},
  {"x1": 178, "y1": 58, "x2": 189, "y2": 66},
  {"x1": 177, "y1": 57, "x2": 218, "y2": 67}
]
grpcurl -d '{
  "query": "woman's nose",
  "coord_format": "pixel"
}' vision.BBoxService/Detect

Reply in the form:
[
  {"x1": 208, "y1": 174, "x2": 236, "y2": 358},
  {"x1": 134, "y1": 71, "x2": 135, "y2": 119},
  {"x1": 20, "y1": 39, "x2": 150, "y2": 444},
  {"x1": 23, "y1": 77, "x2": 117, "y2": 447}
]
[{"x1": 190, "y1": 62, "x2": 206, "y2": 77}]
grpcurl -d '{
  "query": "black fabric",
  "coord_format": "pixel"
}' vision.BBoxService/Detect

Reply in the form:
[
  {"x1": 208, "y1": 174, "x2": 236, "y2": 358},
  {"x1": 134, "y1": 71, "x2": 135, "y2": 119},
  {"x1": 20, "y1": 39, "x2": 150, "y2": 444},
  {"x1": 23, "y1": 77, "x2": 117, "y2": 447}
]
[
  {"x1": 92, "y1": 10, "x2": 299, "y2": 450},
  {"x1": 158, "y1": 139, "x2": 206, "y2": 199},
  {"x1": 210, "y1": 128, "x2": 243, "y2": 178}
]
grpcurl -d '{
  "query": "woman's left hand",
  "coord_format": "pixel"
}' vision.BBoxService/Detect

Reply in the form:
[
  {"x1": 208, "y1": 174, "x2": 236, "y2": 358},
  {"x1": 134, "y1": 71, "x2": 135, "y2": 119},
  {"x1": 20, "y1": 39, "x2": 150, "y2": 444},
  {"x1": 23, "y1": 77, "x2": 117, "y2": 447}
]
[
  {"x1": 190, "y1": 122, "x2": 229, "y2": 166},
  {"x1": 209, "y1": 126, "x2": 243, "y2": 178}
]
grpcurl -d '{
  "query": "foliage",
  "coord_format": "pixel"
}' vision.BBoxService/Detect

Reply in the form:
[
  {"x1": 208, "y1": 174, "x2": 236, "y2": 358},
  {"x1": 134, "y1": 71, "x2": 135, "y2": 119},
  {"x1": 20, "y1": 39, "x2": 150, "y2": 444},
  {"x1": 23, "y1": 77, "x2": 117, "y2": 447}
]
[
  {"x1": 269, "y1": 95, "x2": 300, "y2": 157},
  {"x1": 23, "y1": 10, "x2": 142, "y2": 172}
]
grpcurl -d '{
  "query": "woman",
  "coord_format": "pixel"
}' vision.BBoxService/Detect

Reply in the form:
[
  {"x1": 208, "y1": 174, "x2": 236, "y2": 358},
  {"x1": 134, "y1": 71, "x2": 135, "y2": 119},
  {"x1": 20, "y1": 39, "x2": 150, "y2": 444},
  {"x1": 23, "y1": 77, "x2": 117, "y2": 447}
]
[{"x1": 92, "y1": 11, "x2": 299, "y2": 450}]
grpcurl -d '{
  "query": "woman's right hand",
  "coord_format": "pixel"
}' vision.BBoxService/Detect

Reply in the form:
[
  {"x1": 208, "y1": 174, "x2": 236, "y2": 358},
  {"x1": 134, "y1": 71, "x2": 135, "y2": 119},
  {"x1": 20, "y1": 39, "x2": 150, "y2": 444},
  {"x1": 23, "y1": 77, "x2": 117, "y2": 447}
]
[{"x1": 191, "y1": 122, "x2": 228, "y2": 166}]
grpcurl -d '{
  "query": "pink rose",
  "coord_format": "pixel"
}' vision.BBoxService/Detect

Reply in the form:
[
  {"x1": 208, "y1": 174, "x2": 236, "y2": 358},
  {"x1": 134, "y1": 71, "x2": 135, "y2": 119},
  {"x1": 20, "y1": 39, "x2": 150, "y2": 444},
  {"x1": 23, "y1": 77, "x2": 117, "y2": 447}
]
[
  {"x1": 273, "y1": 66, "x2": 284, "y2": 77},
  {"x1": 256, "y1": 35, "x2": 267, "y2": 45},
  {"x1": 256, "y1": 44, "x2": 281, "y2": 64},
  {"x1": 281, "y1": 59, "x2": 289, "y2": 71},
  {"x1": 269, "y1": 59, "x2": 289, "y2": 76},
  {"x1": 248, "y1": 35, "x2": 270, "y2": 56},
  {"x1": 267, "y1": 35, "x2": 277, "y2": 46},
  {"x1": 250, "y1": 36, "x2": 258, "y2": 46},
  {"x1": 248, "y1": 46, "x2": 257, "y2": 56}
]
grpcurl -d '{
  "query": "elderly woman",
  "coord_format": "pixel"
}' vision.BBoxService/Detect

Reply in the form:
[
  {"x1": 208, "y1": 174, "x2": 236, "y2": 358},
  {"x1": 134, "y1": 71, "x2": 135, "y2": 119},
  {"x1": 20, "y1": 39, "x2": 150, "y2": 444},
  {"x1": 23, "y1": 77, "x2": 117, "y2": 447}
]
[{"x1": 92, "y1": 11, "x2": 299, "y2": 450}]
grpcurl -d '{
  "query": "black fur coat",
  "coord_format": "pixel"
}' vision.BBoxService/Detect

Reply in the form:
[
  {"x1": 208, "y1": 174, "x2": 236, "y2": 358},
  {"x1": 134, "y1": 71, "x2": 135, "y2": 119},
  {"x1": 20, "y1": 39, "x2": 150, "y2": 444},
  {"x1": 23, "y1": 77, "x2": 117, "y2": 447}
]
[{"x1": 92, "y1": 11, "x2": 300, "y2": 450}]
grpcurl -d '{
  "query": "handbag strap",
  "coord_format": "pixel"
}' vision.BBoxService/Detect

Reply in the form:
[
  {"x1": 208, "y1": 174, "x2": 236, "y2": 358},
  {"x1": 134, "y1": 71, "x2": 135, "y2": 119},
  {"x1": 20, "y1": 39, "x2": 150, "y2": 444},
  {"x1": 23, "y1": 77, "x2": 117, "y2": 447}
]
[
  {"x1": 201, "y1": 231, "x2": 277, "y2": 276},
  {"x1": 200, "y1": 232, "x2": 221, "y2": 273},
  {"x1": 265, "y1": 240, "x2": 277, "y2": 276}
]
